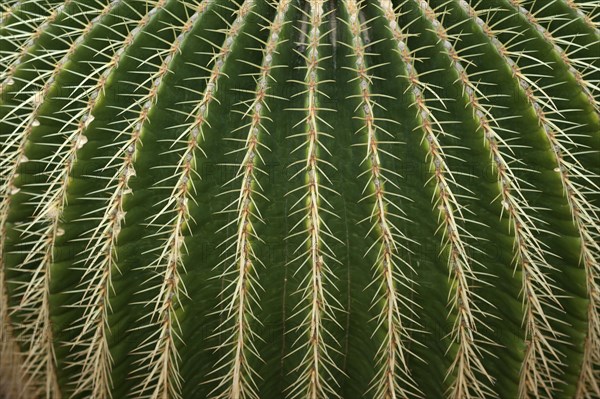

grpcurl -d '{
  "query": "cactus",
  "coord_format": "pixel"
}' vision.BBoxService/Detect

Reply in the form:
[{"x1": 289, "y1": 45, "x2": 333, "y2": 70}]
[{"x1": 0, "y1": 0, "x2": 598, "y2": 398}]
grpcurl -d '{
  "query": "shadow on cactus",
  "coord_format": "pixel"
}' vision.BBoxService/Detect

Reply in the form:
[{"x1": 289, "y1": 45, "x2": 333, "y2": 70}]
[{"x1": 0, "y1": 0, "x2": 599, "y2": 398}]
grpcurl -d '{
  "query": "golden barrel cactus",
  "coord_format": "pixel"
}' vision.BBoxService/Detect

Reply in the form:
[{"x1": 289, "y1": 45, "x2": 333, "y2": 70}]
[{"x1": 0, "y1": 0, "x2": 599, "y2": 398}]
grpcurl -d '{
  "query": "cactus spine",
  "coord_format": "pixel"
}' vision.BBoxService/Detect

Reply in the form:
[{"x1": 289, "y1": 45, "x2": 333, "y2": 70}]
[{"x1": 1, "y1": 0, "x2": 599, "y2": 398}]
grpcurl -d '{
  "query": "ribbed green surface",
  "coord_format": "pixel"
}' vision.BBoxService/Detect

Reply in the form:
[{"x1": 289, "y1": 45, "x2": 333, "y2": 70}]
[{"x1": 0, "y1": 0, "x2": 598, "y2": 398}]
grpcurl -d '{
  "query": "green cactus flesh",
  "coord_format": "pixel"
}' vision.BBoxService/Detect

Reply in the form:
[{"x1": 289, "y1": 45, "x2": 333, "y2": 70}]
[{"x1": 0, "y1": 0, "x2": 599, "y2": 398}]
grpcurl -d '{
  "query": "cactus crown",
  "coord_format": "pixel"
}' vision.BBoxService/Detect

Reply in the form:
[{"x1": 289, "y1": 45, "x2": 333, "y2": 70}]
[{"x1": 0, "y1": 0, "x2": 599, "y2": 398}]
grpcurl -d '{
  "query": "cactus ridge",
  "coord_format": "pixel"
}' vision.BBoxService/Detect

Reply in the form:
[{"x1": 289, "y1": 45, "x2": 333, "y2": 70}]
[
  {"x1": 346, "y1": 1, "x2": 423, "y2": 398},
  {"x1": 451, "y1": 3, "x2": 569, "y2": 398},
  {"x1": 1, "y1": 2, "x2": 131, "y2": 397},
  {"x1": 395, "y1": 2, "x2": 499, "y2": 398},
  {"x1": 283, "y1": 2, "x2": 345, "y2": 398},
  {"x1": 64, "y1": 2, "x2": 172, "y2": 398},
  {"x1": 0, "y1": 0, "x2": 599, "y2": 398}
]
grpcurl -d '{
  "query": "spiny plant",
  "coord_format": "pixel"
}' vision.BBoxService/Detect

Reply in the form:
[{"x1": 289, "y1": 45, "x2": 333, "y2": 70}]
[{"x1": 0, "y1": 0, "x2": 598, "y2": 398}]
